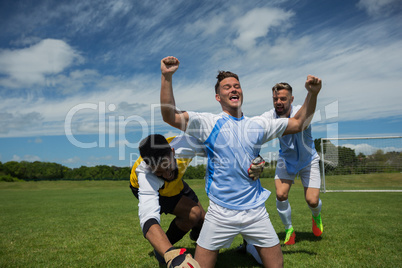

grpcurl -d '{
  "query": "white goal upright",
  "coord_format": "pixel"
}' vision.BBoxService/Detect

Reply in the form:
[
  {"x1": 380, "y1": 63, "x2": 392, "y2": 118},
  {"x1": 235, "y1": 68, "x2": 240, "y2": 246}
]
[{"x1": 320, "y1": 136, "x2": 402, "y2": 193}]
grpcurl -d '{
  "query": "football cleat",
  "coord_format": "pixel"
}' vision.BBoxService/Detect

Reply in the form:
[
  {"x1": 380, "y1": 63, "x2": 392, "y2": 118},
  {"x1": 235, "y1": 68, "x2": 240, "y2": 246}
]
[
  {"x1": 284, "y1": 227, "x2": 296, "y2": 245},
  {"x1": 312, "y1": 213, "x2": 323, "y2": 236}
]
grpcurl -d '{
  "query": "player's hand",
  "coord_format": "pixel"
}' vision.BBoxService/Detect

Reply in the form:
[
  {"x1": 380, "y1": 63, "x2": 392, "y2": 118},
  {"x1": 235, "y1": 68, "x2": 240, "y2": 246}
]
[
  {"x1": 305, "y1": 75, "x2": 322, "y2": 95},
  {"x1": 248, "y1": 155, "x2": 265, "y2": 181},
  {"x1": 164, "y1": 248, "x2": 201, "y2": 268},
  {"x1": 161, "y1": 56, "x2": 180, "y2": 76}
]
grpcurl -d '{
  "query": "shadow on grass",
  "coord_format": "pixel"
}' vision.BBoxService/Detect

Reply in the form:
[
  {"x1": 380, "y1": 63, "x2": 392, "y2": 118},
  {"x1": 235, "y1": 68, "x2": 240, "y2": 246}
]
[
  {"x1": 217, "y1": 247, "x2": 263, "y2": 267},
  {"x1": 278, "y1": 231, "x2": 321, "y2": 256},
  {"x1": 277, "y1": 230, "x2": 323, "y2": 244},
  {"x1": 149, "y1": 245, "x2": 263, "y2": 267},
  {"x1": 148, "y1": 233, "x2": 321, "y2": 267}
]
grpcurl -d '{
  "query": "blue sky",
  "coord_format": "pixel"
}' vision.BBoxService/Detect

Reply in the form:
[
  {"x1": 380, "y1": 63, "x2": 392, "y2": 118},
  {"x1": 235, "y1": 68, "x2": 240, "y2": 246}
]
[{"x1": 0, "y1": 0, "x2": 401, "y2": 168}]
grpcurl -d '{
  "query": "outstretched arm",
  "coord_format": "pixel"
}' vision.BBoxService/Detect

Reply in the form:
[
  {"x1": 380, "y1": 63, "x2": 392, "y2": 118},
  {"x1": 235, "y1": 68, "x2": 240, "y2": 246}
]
[
  {"x1": 146, "y1": 225, "x2": 201, "y2": 267},
  {"x1": 160, "y1": 56, "x2": 189, "y2": 131},
  {"x1": 283, "y1": 75, "x2": 322, "y2": 135},
  {"x1": 146, "y1": 224, "x2": 173, "y2": 256}
]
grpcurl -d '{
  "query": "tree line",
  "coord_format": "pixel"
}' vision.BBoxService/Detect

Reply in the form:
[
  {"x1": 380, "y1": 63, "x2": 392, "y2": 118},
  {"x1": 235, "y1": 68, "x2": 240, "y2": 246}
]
[
  {"x1": 314, "y1": 139, "x2": 401, "y2": 175},
  {"x1": 1, "y1": 139, "x2": 400, "y2": 182},
  {"x1": 0, "y1": 161, "x2": 131, "y2": 182},
  {"x1": 0, "y1": 160, "x2": 209, "y2": 182}
]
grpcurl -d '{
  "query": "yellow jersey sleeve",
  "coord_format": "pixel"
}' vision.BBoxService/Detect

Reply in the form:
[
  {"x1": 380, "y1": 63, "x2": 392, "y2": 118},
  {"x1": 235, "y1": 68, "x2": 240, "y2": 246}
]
[{"x1": 130, "y1": 156, "x2": 143, "y2": 188}]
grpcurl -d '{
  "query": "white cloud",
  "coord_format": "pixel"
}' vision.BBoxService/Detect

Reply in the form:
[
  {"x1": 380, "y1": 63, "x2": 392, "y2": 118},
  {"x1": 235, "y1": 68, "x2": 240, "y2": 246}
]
[
  {"x1": 28, "y1": 138, "x2": 43, "y2": 143},
  {"x1": 0, "y1": 39, "x2": 83, "y2": 88},
  {"x1": 0, "y1": 111, "x2": 43, "y2": 134},
  {"x1": 109, "y1": 0, "x2": 132, "y2": 15},
  {"x1": 357, "y1": 0, "x2": 400, "y2": 17},
  {"x1": 184, "y1": 14, "x2": 225, "y2": 37},
  {"x1": 0, "y1": 74, "x2": 160, "y2": 138},
  {"x1": 12, "y1": 154, "x2": 41, "y2": 162},
  {"x1": 342, "y1": 143, "x2": 402, "y2": 155},
  {"x1": 49, "y1": 69, "x2": 102, "y2": 94},
  {"x1": 233, "y1": 7, "x2": 294, "y2": 50},
  {"x1": 63, "y1": 156, "x2": 81, "y2": 165}
]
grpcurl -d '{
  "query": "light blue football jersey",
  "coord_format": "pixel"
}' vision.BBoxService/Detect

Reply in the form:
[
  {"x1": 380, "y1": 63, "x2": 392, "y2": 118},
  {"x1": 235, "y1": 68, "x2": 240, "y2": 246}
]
[
  {"x1": 186, "y1": 111, "x2": 288, "y2": 210},
  {"x1": 262, "y1": 105, "x2": 319, "y2": 175}
]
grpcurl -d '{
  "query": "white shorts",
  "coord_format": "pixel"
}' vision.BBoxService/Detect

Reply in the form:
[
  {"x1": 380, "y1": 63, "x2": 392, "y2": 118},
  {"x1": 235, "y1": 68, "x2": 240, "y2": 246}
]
[
  {"x1": 275, "y1": 156, "x2": 321, "y2": 189},
  {"x1": 197, "y1": 201, "x2": 280, "y2": 251}
]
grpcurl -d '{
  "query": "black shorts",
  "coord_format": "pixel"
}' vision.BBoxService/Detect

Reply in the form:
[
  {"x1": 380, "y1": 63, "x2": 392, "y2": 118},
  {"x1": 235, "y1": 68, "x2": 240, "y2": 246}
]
[{"x1": 130, "y1": 180, "x2": 199, "y2": 215}]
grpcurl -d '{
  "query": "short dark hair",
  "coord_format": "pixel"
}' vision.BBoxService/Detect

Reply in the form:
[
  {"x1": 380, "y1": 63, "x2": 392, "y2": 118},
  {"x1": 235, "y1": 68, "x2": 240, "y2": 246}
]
[
  {"x1": 215, "y1": 71, "x2": 239, "y2": 94},
  {"x1": 139, "y1": 134, "x2": 171, "y2": 166},
  {"x1": 272, "y1": 82, "x2": 292, "y2": 94}
]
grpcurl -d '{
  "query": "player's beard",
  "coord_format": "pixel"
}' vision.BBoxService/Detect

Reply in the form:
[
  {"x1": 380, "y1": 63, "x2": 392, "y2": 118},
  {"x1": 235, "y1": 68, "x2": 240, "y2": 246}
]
[
  {"x1": 159, "y1": 167, "x2": 179, "y2": 182},
  {"x1": 275, "y1": 105, "x2": 290, "y2": 117}
]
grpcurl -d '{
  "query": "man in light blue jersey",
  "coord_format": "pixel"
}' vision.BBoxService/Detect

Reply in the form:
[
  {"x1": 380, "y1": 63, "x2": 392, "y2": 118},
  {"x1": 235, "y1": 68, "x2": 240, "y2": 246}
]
[
  {"x1": 265, "y1": 82, "x2": 323, "y2": 245},
  {"x1": 160, "y1": 56, "x2": 322, "y2": 268}
]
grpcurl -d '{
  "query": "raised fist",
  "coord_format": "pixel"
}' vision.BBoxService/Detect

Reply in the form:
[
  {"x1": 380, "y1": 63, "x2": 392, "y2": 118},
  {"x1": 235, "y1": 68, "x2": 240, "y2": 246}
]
[
  {"x1": 161, "y1": 56, "x2": 180, "y2": 75},
  {"x1": 305, "y1": 75, "x2": 322, "y2": 95}
]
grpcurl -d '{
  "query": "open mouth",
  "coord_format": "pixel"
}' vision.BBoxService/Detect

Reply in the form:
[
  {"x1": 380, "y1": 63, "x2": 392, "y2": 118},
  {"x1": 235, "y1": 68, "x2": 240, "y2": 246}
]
[
  {"x1": 230, "y1": 95, "x2": 239, "y2": 101},
  {"x1": 276, "y1": 106, "x2": 285, "y2": 114}
]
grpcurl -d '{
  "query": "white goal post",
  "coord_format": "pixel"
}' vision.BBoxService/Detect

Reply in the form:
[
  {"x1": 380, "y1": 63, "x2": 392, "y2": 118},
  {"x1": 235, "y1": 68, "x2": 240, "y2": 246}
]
[{"x1": 320, "y1": 136, "x2": 402, "y2": 193}]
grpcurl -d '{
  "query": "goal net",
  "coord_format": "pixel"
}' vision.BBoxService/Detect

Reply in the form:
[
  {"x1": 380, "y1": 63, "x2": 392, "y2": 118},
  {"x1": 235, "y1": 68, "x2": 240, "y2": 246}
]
[{"x1": 320, "y1": 136, "x2": 402, "y2": 192}]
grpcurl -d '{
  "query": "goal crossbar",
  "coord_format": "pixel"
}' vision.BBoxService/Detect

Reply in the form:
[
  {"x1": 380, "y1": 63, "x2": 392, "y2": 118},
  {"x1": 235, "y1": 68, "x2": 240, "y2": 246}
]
[{"x1": 321, "y1": 136, "x2": 401, "y2": 141}]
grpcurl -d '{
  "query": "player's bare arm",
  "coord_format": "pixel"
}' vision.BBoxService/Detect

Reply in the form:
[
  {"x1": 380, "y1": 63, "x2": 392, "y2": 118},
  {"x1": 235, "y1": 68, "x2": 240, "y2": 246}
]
[
  {"x1": 160, "y1": 56, "x2": 189, "y2": 131},
  {"x1": 284, "y1": 75, "x2": 322, "y2": 135},
  {"x1": 146, "y1": 224, "x2": 201, "y2": 267},
  {"x1": 145, "y1": 224, "x2": 173, "y2": 256}
]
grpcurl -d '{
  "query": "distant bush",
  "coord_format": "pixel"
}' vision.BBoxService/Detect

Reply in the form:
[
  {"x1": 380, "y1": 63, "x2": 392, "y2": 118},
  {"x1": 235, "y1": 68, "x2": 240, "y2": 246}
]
[
  {"x1": 260, "y1": 167, "x2": 276, "y2": 179},
  {"x1": 182, "y1": 165, "x2": 206, "y2": 180},
  {"x1": 0, "y1": 160, "x2": 131, "y2": 181},
  {"x1": 0, "y1": 174, "x2": 21, "y2": 182}
]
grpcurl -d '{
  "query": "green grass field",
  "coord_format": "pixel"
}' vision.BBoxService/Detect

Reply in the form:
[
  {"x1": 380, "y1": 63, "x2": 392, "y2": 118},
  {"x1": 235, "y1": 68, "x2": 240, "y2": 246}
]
[
  {"x1": 323, "y1": 173, "x2": 402, "y2": 191},
  {"x1": 0, "y1": 177, "x2": 401, "y2": 267}
]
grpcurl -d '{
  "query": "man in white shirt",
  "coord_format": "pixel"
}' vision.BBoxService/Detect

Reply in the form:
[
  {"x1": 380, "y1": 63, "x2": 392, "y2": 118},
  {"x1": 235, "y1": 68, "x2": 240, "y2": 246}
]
[
  {"x1": 160, "y1": 56, "x2": 322, "y2": 267},
  {"x1": 245, "y1": 81, "x2": 324, "y2": 265},
  {"x1": 263, "y1": 82, "x2": 323, "y2": 245}
]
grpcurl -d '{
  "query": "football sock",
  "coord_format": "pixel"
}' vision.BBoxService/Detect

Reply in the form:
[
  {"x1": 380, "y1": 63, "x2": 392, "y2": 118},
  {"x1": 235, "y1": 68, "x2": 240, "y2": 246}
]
[
  {"x1": 165, "y1": 218, "x2": 187, "y2": 245},
  {"x1": 308, "y1": 198, "x2": 322, "y2": 217},
  {"x1": 246, "y1": 243, "x2": 262, "y2": 265},
  {"x1": 276, "y1": 199, "x2": 292, "y2": 229},
  {"x1": 189, "y1": 225, "x2": 201, "y2": 241}
]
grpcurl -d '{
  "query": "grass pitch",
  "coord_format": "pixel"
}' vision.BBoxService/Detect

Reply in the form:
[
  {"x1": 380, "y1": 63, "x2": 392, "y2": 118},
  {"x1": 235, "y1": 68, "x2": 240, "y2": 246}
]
[{"x1": 0, "y1": 177, "x2": 401, "y2": 267}]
